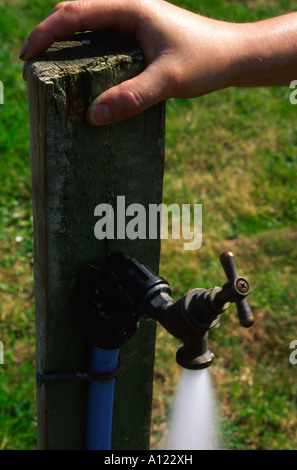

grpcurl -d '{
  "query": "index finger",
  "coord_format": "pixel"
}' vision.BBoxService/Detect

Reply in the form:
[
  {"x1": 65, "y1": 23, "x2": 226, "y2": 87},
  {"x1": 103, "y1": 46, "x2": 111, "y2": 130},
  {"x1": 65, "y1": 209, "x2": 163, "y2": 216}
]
[{"x1": 19, "y1": 0, "x2": 139, "y2": 61}]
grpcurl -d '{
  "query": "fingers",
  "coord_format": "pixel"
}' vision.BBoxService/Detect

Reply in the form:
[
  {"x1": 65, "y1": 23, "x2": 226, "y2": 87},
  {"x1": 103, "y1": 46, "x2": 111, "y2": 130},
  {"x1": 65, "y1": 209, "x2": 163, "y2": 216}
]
[
  {"x1": 20, "y1": 0, "x2": 170, "y2": 125},
  {"x1": 19, "y1": 0, "x2": 138, "y2": 61},
  {"x1": 20, "y1": 2, "x2": 82, "y2": 60},
  {"x1": 87, "y1": 64, "x2": 168, "y2": 125}
]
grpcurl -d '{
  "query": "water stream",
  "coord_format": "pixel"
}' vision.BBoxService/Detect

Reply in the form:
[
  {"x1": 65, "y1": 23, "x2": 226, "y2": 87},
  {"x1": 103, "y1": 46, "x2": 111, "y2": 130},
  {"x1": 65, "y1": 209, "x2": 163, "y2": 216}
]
[{"x1": 166, "y1": 368, "x2": 221, "y2": 450}]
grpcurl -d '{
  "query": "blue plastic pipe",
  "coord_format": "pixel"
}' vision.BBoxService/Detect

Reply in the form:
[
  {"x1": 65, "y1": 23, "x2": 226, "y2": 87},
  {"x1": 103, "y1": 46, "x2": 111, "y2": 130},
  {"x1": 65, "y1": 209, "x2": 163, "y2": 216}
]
[{"x1": 86, "y1": 345, "x2": 119, "y2": 450}]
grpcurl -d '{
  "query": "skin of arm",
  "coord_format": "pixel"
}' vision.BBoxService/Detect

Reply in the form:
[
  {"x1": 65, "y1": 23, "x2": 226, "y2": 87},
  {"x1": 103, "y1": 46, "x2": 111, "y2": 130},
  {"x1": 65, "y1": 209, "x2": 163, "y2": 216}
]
[{"x1": 19, "y1": 0, "x2": 297, "y2": 125}]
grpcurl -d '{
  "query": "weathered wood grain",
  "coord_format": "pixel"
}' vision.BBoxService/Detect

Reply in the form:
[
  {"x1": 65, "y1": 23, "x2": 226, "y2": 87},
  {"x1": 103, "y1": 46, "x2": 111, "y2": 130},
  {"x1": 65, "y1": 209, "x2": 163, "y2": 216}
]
[{"x1": 27, "y1": 32, "x2": 165, "y2": 449}]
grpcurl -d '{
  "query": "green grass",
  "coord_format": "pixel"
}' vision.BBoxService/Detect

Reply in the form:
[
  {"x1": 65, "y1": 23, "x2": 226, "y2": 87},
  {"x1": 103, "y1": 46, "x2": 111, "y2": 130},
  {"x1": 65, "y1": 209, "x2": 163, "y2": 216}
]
[
  {"x1": 0, "y1": 0, "x2": 58, "y2": 450},
  {"x1": 1, "y1": 0, "x2": 297, "y2": 450}
]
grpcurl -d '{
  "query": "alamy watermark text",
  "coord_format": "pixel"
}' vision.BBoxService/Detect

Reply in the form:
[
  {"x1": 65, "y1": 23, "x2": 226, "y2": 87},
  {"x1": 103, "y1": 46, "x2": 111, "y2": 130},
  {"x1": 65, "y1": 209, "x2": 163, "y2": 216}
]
[
  {"x1": 0, "y1": 81, "x2": 3, "y2": 104},
  {"x1": 289, "y1": 80, "x2": 297, "y2": 104},
  {"x1": 0, "y1": 341, "x2": 3, "y2": 364},
  {"x1": 289, "y1": 340, "x2": 297, "y2": 364},
  {"x1": 94, "y1": 196, "x2": 202, "y2": 250}
]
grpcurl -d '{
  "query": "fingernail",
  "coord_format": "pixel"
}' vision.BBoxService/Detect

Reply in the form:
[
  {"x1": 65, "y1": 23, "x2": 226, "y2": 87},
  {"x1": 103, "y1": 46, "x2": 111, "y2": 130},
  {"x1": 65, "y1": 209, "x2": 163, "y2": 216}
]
[
  {"x1": 87, "y1": 103, "x2": 112, "y2": 126},
  {"x1": 19, "y1": 40, "x2": 29, "y2": 60}
]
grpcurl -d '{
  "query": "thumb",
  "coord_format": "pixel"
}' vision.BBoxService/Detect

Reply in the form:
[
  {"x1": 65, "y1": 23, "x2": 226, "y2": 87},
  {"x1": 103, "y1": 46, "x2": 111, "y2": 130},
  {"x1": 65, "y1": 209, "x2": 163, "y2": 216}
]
[{"x1": 87, "y1": 67, "x2": 166, "y2": 126}]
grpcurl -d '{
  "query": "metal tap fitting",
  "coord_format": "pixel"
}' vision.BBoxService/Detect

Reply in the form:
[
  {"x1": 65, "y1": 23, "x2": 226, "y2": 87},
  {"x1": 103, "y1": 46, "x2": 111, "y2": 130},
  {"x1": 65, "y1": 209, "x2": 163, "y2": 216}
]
[{"x1": 75, "y1": 251, "x2": 254, "y2": 369}]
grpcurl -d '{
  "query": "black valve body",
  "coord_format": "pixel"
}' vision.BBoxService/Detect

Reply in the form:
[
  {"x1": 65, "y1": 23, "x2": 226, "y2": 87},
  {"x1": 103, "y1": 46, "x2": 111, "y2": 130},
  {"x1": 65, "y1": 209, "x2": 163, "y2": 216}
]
[
  {"x1": 75, "y1": 253, "x2": 170, "y2": 349},
  {"x1": 75, "y1": 252, "x2": 253, "y2": 369}
]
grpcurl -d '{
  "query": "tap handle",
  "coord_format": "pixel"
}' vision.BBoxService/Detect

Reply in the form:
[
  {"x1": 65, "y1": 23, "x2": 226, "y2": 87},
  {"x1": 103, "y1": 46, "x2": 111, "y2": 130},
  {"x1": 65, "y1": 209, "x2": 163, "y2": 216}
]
[
  {"x1": 220, "y1": 251, "x2": 239, "y2": 280},
  {"x1": 236, "y1": 297, "x2": 254, "y2": 328},
  {"x1": 219, "y1": 251, "x2": 254, "y2": 328}
]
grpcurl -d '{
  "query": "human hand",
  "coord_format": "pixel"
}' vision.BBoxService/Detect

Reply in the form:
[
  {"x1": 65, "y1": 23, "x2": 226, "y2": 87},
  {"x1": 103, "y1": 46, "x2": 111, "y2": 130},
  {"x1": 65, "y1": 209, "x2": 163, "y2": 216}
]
[
  {"x1": 20, "y1": 1, "x2": 297, "y2": 125},
  {"x1": 20, "y1": 0, "x2": 239, "y2": 125}
]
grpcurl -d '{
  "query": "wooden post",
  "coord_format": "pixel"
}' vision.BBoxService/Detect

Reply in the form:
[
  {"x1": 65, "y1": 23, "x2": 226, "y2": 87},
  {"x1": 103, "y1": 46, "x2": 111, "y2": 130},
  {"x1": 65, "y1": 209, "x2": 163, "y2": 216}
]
[{"x1": 27, "y1": 32, "x2": 165, "y2": 450}]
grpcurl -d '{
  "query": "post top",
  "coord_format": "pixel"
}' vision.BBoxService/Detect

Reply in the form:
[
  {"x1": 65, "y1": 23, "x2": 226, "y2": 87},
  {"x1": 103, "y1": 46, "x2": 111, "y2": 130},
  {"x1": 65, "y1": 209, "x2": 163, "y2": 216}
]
[{"x1": 27, "y1": 31, "x2": 144, "y2": 84}]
